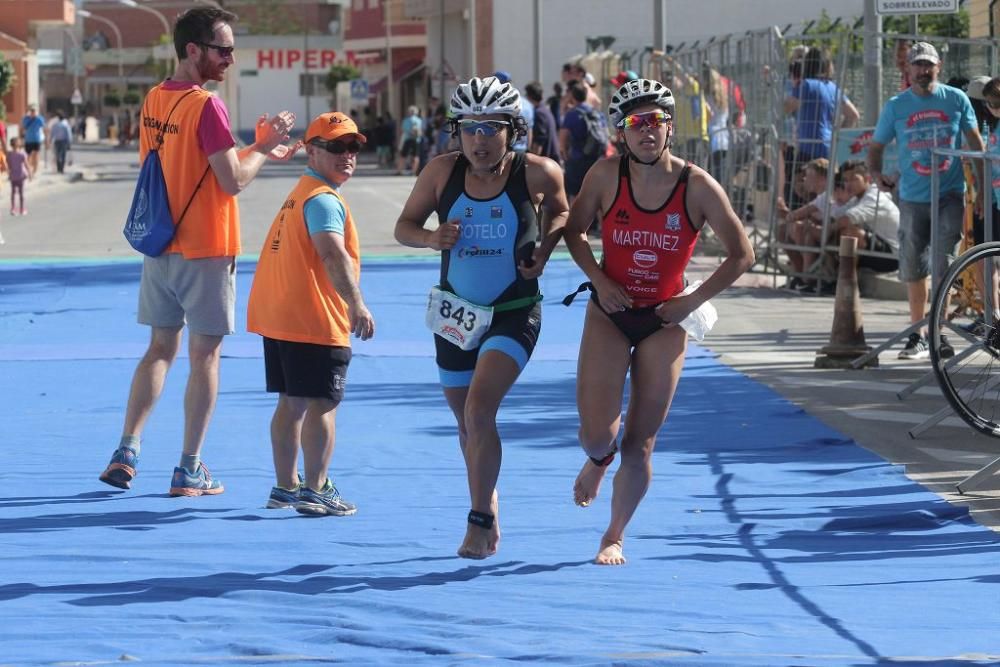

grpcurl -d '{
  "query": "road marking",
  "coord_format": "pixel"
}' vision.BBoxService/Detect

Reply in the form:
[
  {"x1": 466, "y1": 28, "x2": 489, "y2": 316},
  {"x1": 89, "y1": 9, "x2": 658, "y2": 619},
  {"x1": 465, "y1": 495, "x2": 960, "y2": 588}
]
[
  {"x1": 774, "y1": 375, "x2": 945, "y2": 397},
  {"x1": 852, "y1": 408, "x2": 967, "y2": 429}
]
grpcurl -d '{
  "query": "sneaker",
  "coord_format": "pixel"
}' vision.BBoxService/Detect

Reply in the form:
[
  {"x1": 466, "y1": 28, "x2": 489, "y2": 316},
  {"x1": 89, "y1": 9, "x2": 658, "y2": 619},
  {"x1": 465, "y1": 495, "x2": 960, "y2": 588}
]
[
  {"x1": 295, "y1": 479, "x2": 356, "y2": 516},
  {"x1": 98, "y1": 446, "x2": 139, "y2": 490},
  {"x1": 266, "y1": 483, "x2": 301, "y2": 509},
  {"x1": 938, "y1": 334, "x2": 955, "y2": 360},
  {"x1": 783, "y1": 276, "x2": 804, "y2": 291},
  {"x1": 168, "y1": 463, "x2": 224, "y2": 497},
  {"x1": 9, "y1": 209, "x2": 16, "y2": 216},
  {"x1": 898, "y1": 333, "x2": 929, "y2": 360},
  {"x1": 19, "y1": 209, "x2": 26, "y2": 216}
]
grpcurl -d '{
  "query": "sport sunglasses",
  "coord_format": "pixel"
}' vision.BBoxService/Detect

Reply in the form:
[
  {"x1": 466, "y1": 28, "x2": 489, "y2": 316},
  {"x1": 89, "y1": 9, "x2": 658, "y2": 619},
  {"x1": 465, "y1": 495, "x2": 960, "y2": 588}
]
[
  {"x1": 619, "y1": 110, "x2": 671, "y2": 130},
  {"x1": 315, "y1": 139, "x2": 363, "y2": 154},
  {"x1": 197, "y1": 42, "x2": 235, "y2": 58},
  {"x1": 457, "y1": 119, "x2": 512, "y2": 136}
]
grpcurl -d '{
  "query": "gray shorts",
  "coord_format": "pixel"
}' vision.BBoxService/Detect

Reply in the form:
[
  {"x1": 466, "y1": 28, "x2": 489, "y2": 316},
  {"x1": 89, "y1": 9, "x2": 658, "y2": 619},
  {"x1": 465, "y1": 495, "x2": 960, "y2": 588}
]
[
  {"x1": 138, "y1": 254, "x2": 236, "y2": 335},
  {"x1": 897, "y1": 193, "x2": 964, "y2": 282}
]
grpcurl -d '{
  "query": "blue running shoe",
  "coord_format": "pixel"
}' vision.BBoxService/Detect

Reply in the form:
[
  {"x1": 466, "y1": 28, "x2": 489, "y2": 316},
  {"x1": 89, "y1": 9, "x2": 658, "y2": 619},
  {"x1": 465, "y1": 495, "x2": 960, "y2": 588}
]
[
  {"x1": 168, "y1": 463, "x2": 224, "y2": 497},
  {"x1": 99, "y1": 446, "x2": 139, "y2": 490},
  {"x1": 296, "y1": 479, "x2": 356, "y2": 516},
  {"x1": 266, "y1": 483, "x2": 301, "y2": 509}
]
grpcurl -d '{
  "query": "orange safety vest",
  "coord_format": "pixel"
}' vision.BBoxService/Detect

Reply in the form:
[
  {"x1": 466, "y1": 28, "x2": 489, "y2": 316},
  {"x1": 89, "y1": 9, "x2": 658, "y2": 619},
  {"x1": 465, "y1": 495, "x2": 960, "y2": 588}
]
[
  {"x1": 246, "y1": 174, "x2": 360, "y2": 347},
  {"x1": 139, "y1": 83, "x2": 240, "y2": 259}
]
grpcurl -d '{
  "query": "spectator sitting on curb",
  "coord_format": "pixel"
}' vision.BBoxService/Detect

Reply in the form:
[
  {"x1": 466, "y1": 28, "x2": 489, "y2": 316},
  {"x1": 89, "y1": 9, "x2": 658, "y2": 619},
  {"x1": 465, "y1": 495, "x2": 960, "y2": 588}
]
[
  {"x1": 776, "y1": 157, "x2": 829, "y2": 288},
  {"x1": 814, "y1": 160, "x2": 900, "y2": 279}
]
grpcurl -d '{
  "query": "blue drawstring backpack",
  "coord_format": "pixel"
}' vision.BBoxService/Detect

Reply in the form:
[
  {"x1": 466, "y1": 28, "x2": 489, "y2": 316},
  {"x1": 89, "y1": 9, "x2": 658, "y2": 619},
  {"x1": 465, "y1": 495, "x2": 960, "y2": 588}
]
[{"x1": 124, "y1": 90, "x2": 209, "y2": 256}]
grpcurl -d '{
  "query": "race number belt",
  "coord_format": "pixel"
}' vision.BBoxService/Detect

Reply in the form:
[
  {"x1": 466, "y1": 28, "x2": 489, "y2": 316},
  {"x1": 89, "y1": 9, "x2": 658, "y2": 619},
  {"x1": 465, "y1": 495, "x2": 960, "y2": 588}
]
[{"x1": 425, "y1": 286, "x2": 541, "y2": 351}]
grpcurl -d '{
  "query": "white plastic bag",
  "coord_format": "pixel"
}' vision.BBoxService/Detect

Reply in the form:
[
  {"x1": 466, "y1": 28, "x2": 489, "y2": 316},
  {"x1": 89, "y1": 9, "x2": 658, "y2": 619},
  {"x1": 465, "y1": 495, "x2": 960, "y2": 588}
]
[{"x1": 677, "y1": 280, "x2": 718, "y2": 341}]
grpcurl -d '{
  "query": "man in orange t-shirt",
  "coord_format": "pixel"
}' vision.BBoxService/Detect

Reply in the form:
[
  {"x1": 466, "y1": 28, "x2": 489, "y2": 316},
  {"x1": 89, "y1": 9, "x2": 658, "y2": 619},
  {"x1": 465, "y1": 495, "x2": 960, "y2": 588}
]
[
  {"x1": 247, "y1": 112, "x2": 375, "y2": 516},
  {"x1": 99, "y1": 6, "x2": 300, "y2": 497}
]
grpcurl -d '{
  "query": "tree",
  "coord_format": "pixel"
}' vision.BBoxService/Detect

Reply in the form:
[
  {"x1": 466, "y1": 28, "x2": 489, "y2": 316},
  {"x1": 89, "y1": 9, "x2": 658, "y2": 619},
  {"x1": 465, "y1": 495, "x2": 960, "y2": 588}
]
[
  {"x1": 325, "y1": 63, "x2": 361, "y2": 102},
  {"x1": 883, "y1": 10, "x2": 970, "y2": 39},
  {"x1": 0, "y1": 53, "x2": 15, "y2": 120}
]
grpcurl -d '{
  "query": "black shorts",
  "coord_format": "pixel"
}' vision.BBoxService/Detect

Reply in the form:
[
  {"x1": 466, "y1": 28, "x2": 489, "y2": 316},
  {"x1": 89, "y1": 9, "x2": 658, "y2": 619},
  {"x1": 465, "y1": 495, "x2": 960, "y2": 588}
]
[
  {"x1": 973, "y1": 205, "x2": 1000, "y2": 245},
  {"x1": 435, "y1": 303, "x2": 541, "y2": 387},
  {"x1": 24, "y1": 142, "x2": 41, "y2": 155},
  {"x1": 858, "y1": 234, "x2": 899, "y2": 274},
  {"x1": 400, "y1": 138, "x2": 419, "y2": 157},
  {"x1": 591, "y1": 291, "x2": 665, "y2": 347},
  {"x1": 263, "y1": 337, "x2": 352, "y2": 404}
]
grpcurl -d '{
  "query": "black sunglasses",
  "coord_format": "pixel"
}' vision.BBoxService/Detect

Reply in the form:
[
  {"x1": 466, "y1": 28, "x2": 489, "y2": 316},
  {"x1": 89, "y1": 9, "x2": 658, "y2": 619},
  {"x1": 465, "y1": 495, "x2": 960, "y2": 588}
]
[
  {"x1": 315, "y1": 139, "x2": 362, "y2": 155},
  {"x1": 197, "y1": 42, "x2": 235, "y2": 58}
]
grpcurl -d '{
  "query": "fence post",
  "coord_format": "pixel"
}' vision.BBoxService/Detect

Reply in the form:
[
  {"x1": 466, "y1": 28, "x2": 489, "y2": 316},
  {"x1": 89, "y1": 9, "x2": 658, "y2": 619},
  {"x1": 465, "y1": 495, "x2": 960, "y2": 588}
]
[{"x1": 863, "y1": 0, "x2": 883, "y2": 126}]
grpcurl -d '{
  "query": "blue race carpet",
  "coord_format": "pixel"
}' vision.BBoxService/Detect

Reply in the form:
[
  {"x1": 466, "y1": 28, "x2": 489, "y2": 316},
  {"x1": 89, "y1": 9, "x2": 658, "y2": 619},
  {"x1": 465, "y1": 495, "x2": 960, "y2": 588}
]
[{"x1": 0, "y1": 258, "x2": 998, "y2": 666}]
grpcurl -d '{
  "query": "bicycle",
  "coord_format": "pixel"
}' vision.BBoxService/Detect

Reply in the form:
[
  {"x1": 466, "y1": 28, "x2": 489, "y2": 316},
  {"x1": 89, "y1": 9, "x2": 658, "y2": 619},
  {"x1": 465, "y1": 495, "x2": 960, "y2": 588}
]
[{"x1": 928, "y1": 240, "x2": 1000, "y2": 492}]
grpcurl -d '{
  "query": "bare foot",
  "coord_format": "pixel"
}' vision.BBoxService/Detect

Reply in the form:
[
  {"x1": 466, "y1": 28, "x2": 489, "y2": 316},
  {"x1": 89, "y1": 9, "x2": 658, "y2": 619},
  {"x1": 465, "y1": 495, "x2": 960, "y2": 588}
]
[
  {"x1": 574, "y1": 459, "x2": 609, "y2": 507},
  {"x1": 594, "y1": 537, "x2": 626, "y2": 565},
  {"x1": 457, "y1": 521, "x2": 500, "y2": 559},
  {"x1": 457, "y1": 493, "x2": 500, "y2": 559}
]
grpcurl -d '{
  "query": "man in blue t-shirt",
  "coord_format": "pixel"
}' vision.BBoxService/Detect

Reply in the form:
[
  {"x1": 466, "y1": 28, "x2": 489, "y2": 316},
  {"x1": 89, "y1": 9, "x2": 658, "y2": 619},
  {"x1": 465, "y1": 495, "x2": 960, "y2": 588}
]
[
  {"x1": 20, "y1": 104, "x2": 46, "y2": 177},
  {"x1": 559, "y1": 81, "x2": 605, "y2": 203},
  {"x1": 868, "y1": 42, "x2": 984, "y2": 360}
]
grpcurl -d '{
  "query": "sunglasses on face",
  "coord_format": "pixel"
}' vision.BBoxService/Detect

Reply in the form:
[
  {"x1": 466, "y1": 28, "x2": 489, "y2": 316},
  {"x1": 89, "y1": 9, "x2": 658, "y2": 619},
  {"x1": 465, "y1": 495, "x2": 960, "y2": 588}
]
[
  {"x1": 315, "y1": 139, "x2": 362, "y2": 155},
  {"x1": 619, "y1": 111, "x2": 671, "y2": 130},
  {"x1": 197, "y1": 42, "x2": 235, "y2": 58},
  {"x1": 458, "y1": 120, "x2": 511, "y2": 137}
]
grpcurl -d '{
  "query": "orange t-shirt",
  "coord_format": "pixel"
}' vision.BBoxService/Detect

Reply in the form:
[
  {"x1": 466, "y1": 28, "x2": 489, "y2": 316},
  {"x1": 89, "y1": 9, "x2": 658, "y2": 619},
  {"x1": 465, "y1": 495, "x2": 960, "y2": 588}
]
[
  {"x1": 247, "y1": 174, "x2": 360, "y2": 347},
  {"x1": 139, "y1": 83, "x2": 240, "y2": 258}
]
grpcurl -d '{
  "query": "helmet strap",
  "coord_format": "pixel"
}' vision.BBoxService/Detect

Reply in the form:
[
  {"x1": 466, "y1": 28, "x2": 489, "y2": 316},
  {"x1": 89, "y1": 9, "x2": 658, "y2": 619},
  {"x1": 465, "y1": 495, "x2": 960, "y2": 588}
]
[{"x1": 489, "y1": 150, "x2": 512, "y2": 174}]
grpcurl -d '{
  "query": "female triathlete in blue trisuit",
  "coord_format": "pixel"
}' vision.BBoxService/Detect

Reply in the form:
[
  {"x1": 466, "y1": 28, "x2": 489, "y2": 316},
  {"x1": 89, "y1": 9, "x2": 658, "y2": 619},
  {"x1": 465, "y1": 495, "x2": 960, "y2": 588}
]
[{"x1": 394, "y1": 76, "x2": 569, "y2": 559}]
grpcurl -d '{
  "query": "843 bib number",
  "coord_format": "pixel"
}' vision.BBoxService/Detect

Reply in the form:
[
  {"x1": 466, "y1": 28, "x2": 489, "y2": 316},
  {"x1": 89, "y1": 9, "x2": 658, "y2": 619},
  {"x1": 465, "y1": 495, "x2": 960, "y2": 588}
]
[{"x1": 425, "y1": 287, "x2": 493, "y2": 350}]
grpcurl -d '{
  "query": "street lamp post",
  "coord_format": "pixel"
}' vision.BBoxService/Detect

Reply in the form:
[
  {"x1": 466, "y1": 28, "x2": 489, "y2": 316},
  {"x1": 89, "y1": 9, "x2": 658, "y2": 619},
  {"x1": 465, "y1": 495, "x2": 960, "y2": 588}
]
[
  {"x1": 77, "y1": 9, "x2": 125, "y2": 87},
  {"x1": 111, "y1": 0, "x2": 174, "y2": 75}
]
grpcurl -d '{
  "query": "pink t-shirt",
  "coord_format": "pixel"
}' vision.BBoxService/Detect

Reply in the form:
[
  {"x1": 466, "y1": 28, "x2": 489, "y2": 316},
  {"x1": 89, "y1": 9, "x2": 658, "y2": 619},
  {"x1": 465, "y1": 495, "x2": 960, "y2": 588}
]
[
  {"x1": 161, "y1": 80, "x2": 236, "y2": 157},
  {"x1": 6, "y1": 149, "x2": 29, "y2": 182}
]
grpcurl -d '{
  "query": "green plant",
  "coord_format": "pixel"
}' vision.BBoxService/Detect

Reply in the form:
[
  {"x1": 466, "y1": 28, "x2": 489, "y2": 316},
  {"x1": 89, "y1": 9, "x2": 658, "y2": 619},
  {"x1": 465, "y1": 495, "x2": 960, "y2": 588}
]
[
  {"x1": 103, "y1": 90, "x2": 122, "y2": 108},
  {"x1": 123, "y1": 90, "x2": 141, "y2": 106},
  {"x1": 0, "y1": 54, "x2": 15, "y2": 120},
  {"x1": 325, "y1": 63, "x2": 361, "y2": 95}
]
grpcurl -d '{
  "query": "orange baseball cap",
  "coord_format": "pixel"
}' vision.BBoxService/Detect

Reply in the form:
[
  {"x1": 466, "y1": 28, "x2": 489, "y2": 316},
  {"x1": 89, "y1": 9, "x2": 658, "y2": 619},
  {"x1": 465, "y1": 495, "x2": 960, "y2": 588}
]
[{"x1": 305, "y1": 112, "x2": 367, "y2": 144}]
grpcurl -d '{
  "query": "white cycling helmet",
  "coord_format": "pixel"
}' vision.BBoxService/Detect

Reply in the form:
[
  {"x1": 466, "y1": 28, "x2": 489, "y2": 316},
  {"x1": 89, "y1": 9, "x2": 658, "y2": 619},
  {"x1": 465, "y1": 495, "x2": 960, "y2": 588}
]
[
  {"x1": 449, "y1": 76, "x2": 522, "y2": 118},
  {"x1": 608, "y1": 79, "x2": 675, "y2": 127}
]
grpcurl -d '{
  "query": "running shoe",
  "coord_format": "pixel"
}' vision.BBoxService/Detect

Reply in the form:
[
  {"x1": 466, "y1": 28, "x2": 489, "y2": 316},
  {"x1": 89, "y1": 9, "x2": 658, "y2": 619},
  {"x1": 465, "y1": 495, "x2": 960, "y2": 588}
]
[
  {"x1": 266, "y1": 483, "x2": 301, "y2": 509},
  {"x1": 168, "y1": 463, "x2": 224, "y2": 497},
  {"x1": 898, "y1": 333, "x2": 929, "y2": 360},
  {"x1": 938, "y1": 334, "x2": 955, "y2": 360},
  {"x1": 295, "y1": 479, "x2": 356, "y2": 516},
  {"x1": 98, "y1": 446, "x2": 139, "y2": 490}
]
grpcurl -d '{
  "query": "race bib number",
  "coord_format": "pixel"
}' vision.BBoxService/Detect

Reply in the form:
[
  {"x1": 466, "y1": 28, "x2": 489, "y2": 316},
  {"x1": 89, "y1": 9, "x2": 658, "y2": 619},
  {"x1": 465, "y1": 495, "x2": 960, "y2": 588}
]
[{"x1": 425, "y1": 287, "x2": 493, "y2": 351}]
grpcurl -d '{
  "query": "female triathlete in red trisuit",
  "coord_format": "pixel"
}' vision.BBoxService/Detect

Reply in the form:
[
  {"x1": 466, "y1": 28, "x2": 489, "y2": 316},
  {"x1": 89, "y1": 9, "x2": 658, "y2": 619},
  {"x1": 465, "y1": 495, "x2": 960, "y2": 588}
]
[{"x1": 563, "y1": 79, "x2": 754, "y2": 565}]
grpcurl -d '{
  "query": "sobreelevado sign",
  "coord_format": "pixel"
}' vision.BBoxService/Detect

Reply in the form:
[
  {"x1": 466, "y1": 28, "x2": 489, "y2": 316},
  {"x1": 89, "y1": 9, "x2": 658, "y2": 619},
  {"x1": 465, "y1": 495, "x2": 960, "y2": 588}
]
[{"x1": 876, "y1": 0, "x2": 959, "y2": 14}]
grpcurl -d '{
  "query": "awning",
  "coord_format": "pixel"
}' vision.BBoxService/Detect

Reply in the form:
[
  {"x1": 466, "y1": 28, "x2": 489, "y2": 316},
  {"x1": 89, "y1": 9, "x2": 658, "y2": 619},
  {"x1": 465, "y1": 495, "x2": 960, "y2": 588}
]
[{"x1": 369, "y1": 59, "x2": 425, "y2": 95}]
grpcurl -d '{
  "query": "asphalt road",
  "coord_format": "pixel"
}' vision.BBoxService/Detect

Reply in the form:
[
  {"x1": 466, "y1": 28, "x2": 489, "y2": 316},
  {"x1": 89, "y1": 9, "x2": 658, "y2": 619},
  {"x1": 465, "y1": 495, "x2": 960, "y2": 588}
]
[{"x1": 5, "y1": 143, "x2": 999, "y2": 530}]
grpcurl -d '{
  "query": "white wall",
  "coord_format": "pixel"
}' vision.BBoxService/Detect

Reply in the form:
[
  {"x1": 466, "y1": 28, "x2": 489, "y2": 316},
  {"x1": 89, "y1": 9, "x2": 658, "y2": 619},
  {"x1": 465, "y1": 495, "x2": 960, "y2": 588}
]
[{"x1": 490, "y1": 0, "x2": 866, "y2": 89}]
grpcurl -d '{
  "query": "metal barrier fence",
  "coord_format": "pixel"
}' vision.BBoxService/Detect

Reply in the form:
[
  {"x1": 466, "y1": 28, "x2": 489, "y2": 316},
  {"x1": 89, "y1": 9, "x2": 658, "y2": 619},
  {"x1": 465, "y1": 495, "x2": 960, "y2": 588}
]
[{"x1": 637, "y1": 29, "x2": 998, "y2": 281}]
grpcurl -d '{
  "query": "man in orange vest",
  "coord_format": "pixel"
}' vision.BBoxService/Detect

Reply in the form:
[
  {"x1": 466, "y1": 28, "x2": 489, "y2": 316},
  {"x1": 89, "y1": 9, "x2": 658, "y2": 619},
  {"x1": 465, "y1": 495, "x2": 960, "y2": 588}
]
[
  {"x1": 99, "y1": 6, "x2": 299, "y2": 496},
  {"x1": 247, "y1": 111, "x2": 375, "y2": 516}
]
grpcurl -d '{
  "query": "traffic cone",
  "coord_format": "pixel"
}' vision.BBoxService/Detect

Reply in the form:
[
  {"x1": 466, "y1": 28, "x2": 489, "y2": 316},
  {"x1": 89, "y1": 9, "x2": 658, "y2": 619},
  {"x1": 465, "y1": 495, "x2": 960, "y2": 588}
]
[{"x1": 814, "y1": 236, "x2": 878, "y2": 369}]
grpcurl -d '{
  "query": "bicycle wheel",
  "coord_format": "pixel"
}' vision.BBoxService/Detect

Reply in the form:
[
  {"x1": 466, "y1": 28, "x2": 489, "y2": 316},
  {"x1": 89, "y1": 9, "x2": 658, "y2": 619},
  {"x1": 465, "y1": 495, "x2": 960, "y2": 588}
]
[{"x1": 929, "y1": 241, "x2": 1000, "y2": 438}]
